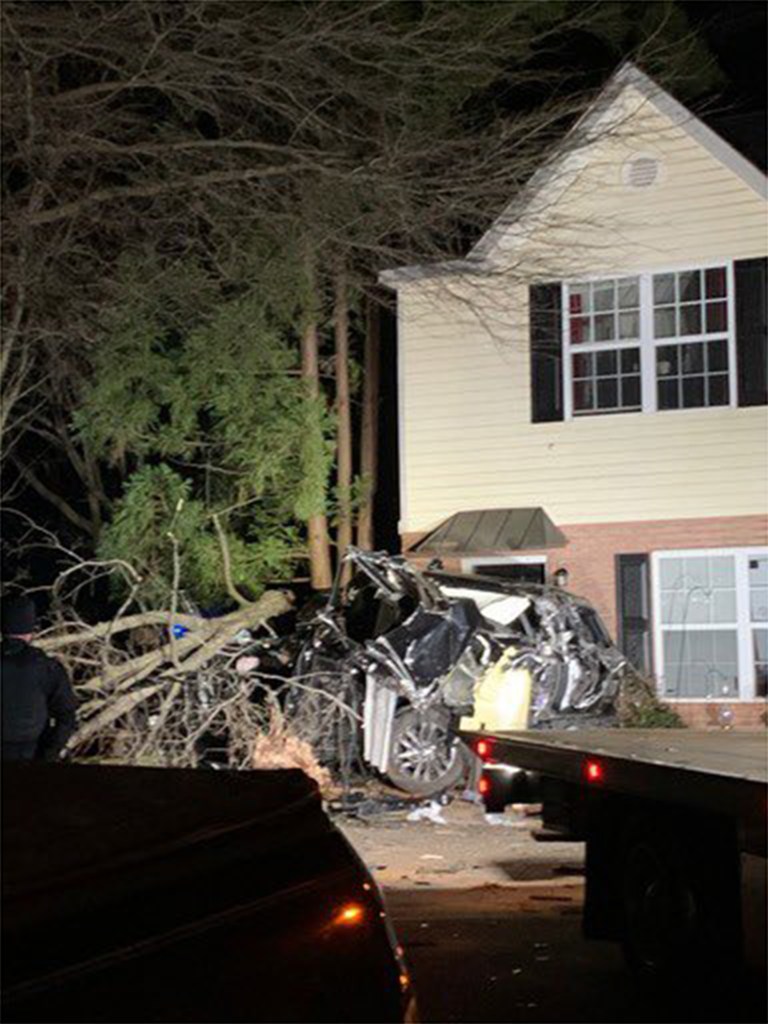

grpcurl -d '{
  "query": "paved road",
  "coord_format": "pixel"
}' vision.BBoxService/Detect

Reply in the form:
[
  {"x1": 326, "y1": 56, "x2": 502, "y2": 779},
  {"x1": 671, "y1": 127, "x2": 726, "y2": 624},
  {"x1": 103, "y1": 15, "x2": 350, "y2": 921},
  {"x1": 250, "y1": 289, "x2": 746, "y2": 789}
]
[
  {"x1": 338, "y1": 799, "x2": 765, "y2": 1022},
  {"x1": 383, "y1": 886, "x2": 767, "y2": 1024}
]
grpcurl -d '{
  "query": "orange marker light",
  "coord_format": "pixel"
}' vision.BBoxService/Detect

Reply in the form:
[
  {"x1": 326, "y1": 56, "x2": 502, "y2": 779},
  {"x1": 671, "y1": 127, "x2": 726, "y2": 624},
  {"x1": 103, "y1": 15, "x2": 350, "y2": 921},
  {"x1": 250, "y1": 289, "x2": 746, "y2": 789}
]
[
  {"x1": 584, "y1": 759, "x2": 604, "y2": 783},
  {"x1": 334, "y1": 903, "x2": 365, "y2": 927},
  {"x1": 478, "y1": 776, "x2": 490, "y2": 795}
]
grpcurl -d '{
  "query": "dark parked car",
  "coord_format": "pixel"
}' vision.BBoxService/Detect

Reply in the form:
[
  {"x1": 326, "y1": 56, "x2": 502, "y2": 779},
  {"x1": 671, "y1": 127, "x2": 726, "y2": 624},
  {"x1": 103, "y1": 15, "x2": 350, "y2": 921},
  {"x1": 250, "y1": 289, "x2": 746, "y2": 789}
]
[{"x1": 2, "y1": 762, "x2": 416, "y2": 1023}]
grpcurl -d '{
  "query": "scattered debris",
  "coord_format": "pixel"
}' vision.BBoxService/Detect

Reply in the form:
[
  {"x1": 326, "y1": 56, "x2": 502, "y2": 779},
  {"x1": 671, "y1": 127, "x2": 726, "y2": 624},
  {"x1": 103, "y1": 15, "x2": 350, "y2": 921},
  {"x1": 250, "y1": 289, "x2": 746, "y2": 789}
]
[
  {"x1": 484, "y1": 812, "x2": 520, "y2": 827},
  {"x1": 407, "y1": 800, "x2": 448, "y2": 825},
  {"x1": 329, "y1": 791, "x2": 423, "y2": 820}
]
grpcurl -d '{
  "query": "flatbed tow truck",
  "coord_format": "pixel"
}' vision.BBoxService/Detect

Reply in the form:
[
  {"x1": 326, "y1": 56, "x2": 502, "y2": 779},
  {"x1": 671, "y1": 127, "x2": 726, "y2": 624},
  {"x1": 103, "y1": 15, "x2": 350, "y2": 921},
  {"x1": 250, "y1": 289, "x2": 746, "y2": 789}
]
[{"x1": 461, "y1": 727, "x2": 767, "y2": 984}]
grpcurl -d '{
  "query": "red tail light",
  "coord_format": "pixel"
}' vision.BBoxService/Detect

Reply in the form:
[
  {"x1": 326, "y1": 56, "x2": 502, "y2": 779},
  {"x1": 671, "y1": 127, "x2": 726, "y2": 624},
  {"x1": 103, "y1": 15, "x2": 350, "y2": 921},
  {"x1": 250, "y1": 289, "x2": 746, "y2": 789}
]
[
  {"x1": 476, "y1": 739, "x2": 493, "y2": 761},
  {"x1": 478, "y1": 776, "x2": 490, "y2": 795},
  {"x1": 584, "y1": 759, "x2": 604, "y2": 783}
]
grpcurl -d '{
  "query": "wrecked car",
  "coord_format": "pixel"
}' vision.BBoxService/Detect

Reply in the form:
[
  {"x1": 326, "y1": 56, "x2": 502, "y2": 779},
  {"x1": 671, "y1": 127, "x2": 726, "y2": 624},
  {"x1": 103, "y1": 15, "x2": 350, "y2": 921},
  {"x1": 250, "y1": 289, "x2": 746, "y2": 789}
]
[{"x1": 275, "y1": 548, "x2": 627, "y2": 798}]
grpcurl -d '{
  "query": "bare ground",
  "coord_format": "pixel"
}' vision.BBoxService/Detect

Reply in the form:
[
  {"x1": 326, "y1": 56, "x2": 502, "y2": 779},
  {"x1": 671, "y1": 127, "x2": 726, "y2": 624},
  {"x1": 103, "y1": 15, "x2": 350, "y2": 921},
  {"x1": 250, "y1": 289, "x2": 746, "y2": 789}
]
[{"x1": 335, "y1": 797, "x2": 585, "y2": 891}]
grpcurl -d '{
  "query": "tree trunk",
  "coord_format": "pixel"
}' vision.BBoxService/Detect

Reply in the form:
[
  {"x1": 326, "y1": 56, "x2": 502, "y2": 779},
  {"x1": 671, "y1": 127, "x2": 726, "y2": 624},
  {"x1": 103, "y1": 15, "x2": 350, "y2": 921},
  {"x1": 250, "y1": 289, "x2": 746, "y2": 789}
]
[
  {"x1": 51, "y1": 403, "x2": 107, "y2": 544},
  {"x1": 300, "y1": 262, "x2": 333, "y2": 590},
  {"x1": 334, "y1": 266, "x2": 353, "y2": 582},
  {"x1": 357, "y1": 292, "x2": 381, "y2": 550}
]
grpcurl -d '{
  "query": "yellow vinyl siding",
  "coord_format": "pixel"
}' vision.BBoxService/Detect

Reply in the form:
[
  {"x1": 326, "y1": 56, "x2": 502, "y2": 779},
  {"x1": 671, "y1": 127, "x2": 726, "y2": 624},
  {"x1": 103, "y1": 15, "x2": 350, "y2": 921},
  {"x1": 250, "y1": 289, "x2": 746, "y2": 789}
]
[
  {"x1": 401, "y1": 283, "x2": 767, "y2": 528},
  {"x1": 398, "y1": 85, "x2": 768, "y2": 534},
  {"x1": 489, "y1": 86, "x2": 767, "y2": 272}
]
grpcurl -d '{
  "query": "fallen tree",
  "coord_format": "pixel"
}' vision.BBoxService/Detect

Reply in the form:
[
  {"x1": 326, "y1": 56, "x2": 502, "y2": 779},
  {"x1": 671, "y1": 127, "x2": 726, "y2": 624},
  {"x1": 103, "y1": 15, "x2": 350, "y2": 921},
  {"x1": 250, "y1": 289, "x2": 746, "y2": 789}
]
[
  {"x1": 37, "y1": 591, "x2": 295, "y2": 763},
  {"x1": 3, "y1": 514, "x2": 355, "y2": 786}
]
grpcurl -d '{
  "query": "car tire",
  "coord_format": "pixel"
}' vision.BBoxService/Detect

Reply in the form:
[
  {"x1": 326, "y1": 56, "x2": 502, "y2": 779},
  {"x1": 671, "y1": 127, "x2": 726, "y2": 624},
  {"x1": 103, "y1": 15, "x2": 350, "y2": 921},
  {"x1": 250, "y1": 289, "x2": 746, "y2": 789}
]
[{"x1": 385, "y1": 707, "x2": 468, "y2": 797}]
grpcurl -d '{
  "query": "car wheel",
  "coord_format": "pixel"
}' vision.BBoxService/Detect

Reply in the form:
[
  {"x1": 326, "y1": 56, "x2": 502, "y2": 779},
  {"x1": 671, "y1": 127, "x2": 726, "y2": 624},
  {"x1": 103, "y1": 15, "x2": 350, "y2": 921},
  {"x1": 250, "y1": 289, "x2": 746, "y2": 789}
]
[{"x1": 386, "y1": 707, "x2": 467, "y2": 797}]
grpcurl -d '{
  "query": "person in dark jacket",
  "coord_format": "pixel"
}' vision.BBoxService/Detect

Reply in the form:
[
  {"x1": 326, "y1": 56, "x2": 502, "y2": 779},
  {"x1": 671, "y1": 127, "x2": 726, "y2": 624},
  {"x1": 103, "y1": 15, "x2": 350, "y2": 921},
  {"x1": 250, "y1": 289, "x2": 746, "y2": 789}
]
[{"x1": 1, "y1": 595, "x2": 77, "y2": 761}]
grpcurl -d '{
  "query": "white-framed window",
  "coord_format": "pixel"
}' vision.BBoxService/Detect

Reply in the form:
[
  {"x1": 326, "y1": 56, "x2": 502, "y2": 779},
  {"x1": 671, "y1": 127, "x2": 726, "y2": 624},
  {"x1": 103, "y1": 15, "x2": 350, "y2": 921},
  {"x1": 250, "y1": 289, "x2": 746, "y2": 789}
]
[
  {"x1": 563, "y1": 262, "x2": 736, "y2": 418},
  {"x1": 462, "y1": 555, "x2": 547, "y2": 585},
  {"x1": 651, "y1": 547, "x2": 768, "y2": 701}
]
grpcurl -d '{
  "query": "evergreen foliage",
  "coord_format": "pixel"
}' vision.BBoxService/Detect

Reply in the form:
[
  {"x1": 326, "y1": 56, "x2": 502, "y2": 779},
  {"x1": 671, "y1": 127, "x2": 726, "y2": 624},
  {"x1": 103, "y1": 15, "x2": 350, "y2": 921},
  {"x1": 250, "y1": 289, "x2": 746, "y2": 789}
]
[
  {"x1": 619, "y1": 669, "x2": 686, "y2": 728},
  {"x1": 78, "y1": 239, "x2": 334, "y2": 604}
]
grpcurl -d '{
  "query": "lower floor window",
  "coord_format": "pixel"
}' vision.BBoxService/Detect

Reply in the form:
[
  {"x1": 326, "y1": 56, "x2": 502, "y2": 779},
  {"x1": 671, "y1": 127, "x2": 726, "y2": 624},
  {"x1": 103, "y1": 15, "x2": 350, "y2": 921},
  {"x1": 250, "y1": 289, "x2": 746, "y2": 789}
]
[
  {"x1": 751, "y1": 555, "x2": 768, "y2": 698},
  {"x1": 652, "y1": 548, "x2": 768, "y2": 700},
  {"x1": 462, "y1": 556, "x2": 547, "y2": 585}
]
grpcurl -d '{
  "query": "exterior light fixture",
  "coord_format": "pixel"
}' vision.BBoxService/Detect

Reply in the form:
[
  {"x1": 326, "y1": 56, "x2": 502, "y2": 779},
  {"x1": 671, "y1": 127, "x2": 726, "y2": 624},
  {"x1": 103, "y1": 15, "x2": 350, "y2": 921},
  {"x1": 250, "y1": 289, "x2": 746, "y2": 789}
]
[{"x1": 552, "y1": 567, "x2": 569, "y2": 589}]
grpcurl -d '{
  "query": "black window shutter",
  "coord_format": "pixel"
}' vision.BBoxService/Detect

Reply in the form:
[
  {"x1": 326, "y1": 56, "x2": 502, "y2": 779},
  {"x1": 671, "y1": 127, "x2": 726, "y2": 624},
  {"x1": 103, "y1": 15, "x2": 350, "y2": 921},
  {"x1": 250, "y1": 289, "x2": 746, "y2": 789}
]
[
  {"x1": 616, "y1": 553, "x2": 651, "y2": 674},
  {"x1": 529, "y1": 283, "x2": 563, "y2": 422},
  {"x1": 735, "y1": 257, "x2": 768, "y2": 407}
]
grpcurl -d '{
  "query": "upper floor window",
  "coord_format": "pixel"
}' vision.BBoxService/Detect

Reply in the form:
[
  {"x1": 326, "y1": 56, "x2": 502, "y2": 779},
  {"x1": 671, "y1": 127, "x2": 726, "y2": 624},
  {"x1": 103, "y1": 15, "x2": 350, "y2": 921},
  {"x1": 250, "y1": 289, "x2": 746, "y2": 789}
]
[
  {"x1": 563, "y1": 264, "x2": 734, "y2": 418},
  {"x1": 529, "y1": 258, "x2": 766, "y2": 424}
]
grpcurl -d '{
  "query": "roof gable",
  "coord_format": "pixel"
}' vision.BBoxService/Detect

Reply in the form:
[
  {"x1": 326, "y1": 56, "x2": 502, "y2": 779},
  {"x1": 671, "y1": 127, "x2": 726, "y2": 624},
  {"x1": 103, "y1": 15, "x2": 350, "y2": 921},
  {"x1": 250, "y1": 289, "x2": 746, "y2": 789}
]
[
  {"x1": 470, "y1": 62, "x2": 767, "y2": 264},
  {"x1": 381, "y1": 63, "x2": 767, "y2": 287}
]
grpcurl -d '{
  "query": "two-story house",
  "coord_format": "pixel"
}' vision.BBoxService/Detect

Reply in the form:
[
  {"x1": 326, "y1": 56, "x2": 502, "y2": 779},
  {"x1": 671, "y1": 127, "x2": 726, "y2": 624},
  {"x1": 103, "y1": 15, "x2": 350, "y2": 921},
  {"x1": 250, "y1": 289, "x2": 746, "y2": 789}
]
[{"x1": 381, "y1": 64, "x2": 768, "y2": 727}]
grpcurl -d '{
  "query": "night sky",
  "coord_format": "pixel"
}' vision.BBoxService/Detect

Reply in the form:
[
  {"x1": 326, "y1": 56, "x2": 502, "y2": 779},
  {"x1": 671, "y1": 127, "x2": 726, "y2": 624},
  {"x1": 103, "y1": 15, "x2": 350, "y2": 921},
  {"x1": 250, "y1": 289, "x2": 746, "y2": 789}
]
[{"x1": 681, "y1": 1, "x2": 766, "y2": 112}]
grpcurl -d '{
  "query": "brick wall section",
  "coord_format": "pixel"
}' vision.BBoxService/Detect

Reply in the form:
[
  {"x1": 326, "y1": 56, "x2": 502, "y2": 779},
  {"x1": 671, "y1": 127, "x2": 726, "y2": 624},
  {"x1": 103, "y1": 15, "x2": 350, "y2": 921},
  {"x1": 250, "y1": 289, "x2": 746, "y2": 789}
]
[
  {"x1": 402, "y1": 513, "x2": 768, "y2": 728},
  {"x1": 671, "y1": 702, "x2": 767, "y2": 729}
]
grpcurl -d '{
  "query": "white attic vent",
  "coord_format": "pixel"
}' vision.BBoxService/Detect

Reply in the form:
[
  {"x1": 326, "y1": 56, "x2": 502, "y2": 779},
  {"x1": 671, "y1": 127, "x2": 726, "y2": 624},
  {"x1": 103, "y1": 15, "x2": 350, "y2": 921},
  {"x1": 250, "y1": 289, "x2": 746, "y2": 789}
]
[{"x1": 623, "y1": 154, "x2": 662, "y2": 189}]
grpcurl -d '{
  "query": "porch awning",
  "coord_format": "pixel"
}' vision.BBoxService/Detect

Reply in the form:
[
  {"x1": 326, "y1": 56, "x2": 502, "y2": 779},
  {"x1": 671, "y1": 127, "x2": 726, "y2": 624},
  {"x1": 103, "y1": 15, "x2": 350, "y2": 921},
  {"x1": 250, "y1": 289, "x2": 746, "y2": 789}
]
[{"x1": 410, "y1": 507, "x2": 567, "y2": 555}]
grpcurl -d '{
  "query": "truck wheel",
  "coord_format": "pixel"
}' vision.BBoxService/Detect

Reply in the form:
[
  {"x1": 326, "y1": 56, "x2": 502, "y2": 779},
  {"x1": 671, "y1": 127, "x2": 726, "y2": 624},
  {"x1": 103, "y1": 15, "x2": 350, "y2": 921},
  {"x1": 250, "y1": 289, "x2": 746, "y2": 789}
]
[
  {"x1": 621, "y1": 832, "x2": 699, "y2": 983},
  {"x1": 619, "y1": 814, "x2": 743, "y2": 993},
  {"x1": 386, "y1": 708, "x2": 467, "y2": 797}
]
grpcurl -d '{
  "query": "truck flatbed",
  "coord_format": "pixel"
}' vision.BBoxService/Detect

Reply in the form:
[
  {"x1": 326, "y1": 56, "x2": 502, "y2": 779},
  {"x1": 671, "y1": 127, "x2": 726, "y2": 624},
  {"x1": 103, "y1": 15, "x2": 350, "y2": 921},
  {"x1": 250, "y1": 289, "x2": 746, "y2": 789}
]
[
  {"x1": 461, "y1": 728, "x2": 767, "y2": 851},
  {"x1": 461, "y1": 726, "x2": 767, "y2": 978}
]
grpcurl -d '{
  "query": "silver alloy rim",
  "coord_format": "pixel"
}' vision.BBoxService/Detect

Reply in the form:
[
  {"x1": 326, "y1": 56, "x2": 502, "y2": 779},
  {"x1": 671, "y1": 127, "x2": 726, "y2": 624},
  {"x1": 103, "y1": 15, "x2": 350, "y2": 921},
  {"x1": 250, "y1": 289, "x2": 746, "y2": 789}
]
[{"x1": 394, "y1": 718, "x2": 457, "y2": 782}]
